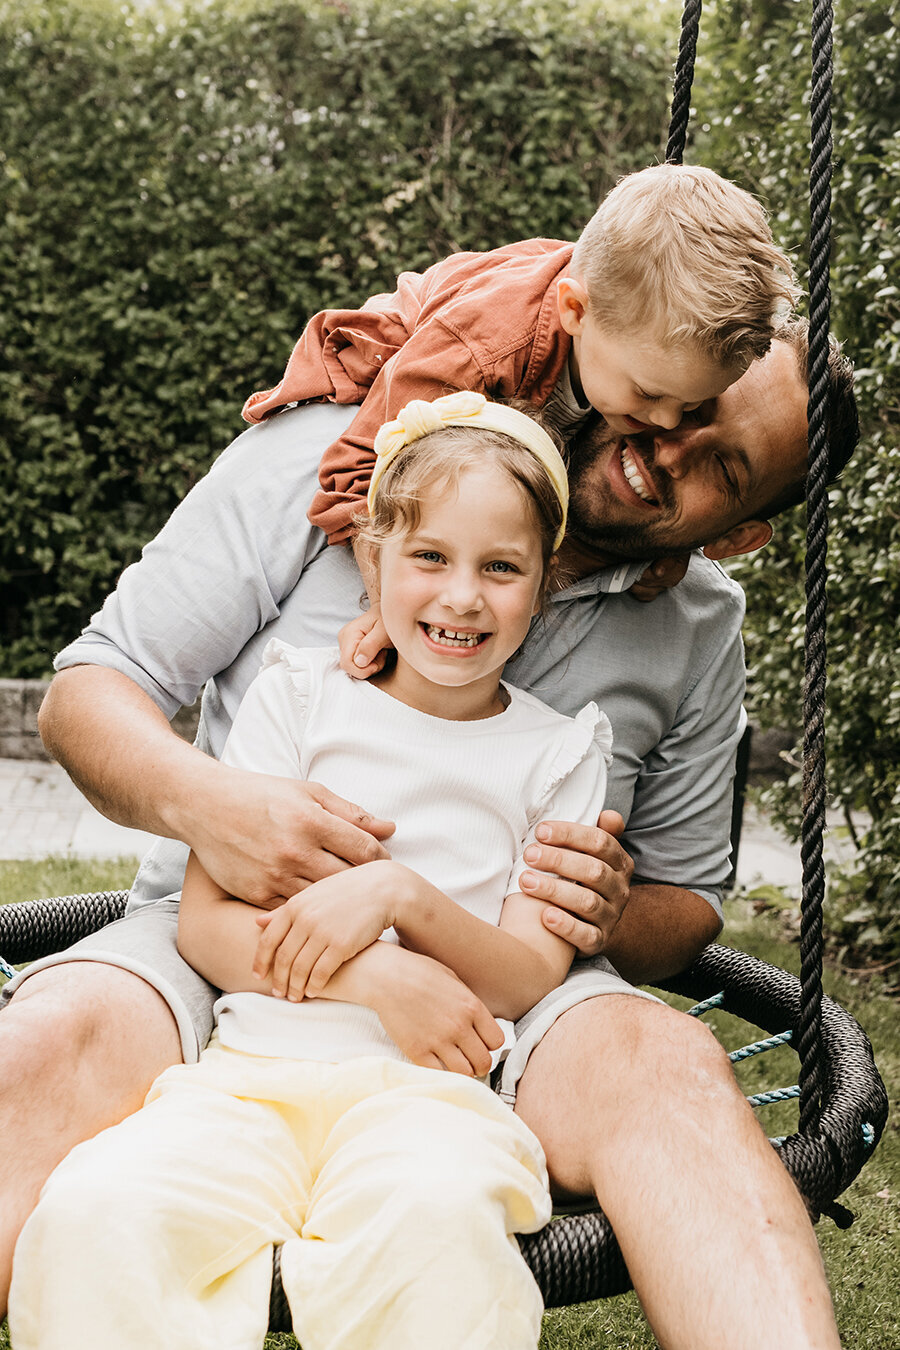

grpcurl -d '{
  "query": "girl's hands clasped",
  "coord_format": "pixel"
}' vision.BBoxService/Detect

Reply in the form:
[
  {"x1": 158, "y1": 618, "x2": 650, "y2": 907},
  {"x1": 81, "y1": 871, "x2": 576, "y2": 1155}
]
[{"x1": 253, "y1": 859, "x2": 399, "y2": 1000}]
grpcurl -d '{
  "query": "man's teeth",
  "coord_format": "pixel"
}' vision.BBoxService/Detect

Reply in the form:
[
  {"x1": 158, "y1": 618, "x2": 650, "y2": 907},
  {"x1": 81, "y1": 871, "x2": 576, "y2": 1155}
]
[
  {"x1": 621, "y1": 446, "x2": 655, "y2": 502},
  {"x1": 425, "y1": 625, "x2": 483, "y2": 648}
]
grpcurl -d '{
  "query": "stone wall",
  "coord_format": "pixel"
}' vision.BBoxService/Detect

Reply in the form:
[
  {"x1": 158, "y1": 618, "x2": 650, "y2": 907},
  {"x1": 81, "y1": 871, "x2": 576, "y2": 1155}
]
[{"x1": 0, "y1": 679, "x2": 201, "y2": 760}]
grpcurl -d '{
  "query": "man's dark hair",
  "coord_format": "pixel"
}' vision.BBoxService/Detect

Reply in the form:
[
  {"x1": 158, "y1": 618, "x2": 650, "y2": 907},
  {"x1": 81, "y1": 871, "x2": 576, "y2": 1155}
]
[{"x1": 757, "y1": 315, "x2": 858, "y2": 520}]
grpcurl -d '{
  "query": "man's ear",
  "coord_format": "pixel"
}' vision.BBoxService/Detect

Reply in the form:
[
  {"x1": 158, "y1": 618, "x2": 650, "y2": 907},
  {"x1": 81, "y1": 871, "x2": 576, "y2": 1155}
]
[
  {"x1": 702, "y1": 519, "x2": 773, "y2": 561},
  {"x1": 557, "y1": 277, "x2": 591, "y2": 336}
]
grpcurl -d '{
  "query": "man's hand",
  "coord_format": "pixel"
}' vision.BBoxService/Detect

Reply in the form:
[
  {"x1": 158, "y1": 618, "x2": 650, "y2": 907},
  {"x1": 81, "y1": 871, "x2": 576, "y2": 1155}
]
[
  {"x1": 190, "y1": 770, "x2": 395, "y2": 910},
  {"x1": 337, "y1": 605, "x2": 393, "y2": 679},
  {"x1": 517, "y1": 810, "x2": 633, "y2": 957},
  {"x1": 628, "y1": 555, "x2": 691, "y2": 603},
  {"x1": 252, "y1": 861, "x2": 397, "y2": 998},
  {"x1": 372, "y1": 951, "x2": 504, "y2": 1077}
]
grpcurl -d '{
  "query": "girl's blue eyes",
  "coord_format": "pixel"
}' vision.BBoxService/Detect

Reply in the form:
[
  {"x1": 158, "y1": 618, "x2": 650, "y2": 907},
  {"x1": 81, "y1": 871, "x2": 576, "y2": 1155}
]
[{"x1": 414, "y1": 553, "x2": 517, "y2": 573}]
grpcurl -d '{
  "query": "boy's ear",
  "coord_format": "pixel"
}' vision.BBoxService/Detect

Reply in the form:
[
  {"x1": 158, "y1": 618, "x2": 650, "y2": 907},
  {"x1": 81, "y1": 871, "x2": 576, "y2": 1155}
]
[
  {"x1": 557, "y1": 277, "x2": 591, "y2": 336},
  {"x1": 702, "y1": 519, "x2": 773, "y2": 562}
]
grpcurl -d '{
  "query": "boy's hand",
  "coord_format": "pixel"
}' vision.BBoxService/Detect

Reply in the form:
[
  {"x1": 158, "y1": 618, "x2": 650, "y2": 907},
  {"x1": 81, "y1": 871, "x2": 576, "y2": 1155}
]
[
  {"x1": 518, "y1": 810, "x2": 634, "y2": 956},
  {"x1": 373, "y1": 951, "x2": 504, "y2": 1076},
  {"x1": 628, "y1": 554, "x2": 690, "y2": 602},
  {"x1": 338, "y1": 605, "x2": 393, "y2": 679},
  {"x1": 253, "y1": 861, "x2": 397, "y2": 998}
]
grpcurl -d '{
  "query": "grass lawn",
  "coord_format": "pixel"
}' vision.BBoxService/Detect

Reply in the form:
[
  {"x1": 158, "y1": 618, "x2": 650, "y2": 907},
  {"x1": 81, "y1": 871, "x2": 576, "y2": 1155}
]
[{"x1": 0, "y1": 862, "x2": 896, "y2": 1348}]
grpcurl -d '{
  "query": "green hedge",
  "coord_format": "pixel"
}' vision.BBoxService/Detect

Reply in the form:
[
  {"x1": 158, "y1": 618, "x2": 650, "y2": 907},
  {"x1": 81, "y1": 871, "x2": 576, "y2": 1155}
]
[
  {"x1": 0, "y1": 0, "x2": 673, "y2": 675},
  {"x1": 693, "y1": 0, "x2": 900, "y2": 958}
]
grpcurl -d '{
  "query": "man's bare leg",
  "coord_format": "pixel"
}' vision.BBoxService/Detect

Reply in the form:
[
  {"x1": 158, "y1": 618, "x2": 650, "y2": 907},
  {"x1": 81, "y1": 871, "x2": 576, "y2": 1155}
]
[
  {"x1": 516, "y1": 995, "x2": 841, "y2": 1349},
  {"x1": 0, "y1": 964, "x2": 182, "y2": 1316}
]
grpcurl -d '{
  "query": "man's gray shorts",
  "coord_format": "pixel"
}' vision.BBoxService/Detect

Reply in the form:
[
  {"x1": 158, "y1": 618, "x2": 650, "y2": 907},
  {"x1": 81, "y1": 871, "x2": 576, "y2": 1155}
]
[
  {"x1": 0, "y1": 899, "x2": 216, "y2": 1061},
  {"x1": 1, "y1": 900, "x2": 658, "y2": 1103}
]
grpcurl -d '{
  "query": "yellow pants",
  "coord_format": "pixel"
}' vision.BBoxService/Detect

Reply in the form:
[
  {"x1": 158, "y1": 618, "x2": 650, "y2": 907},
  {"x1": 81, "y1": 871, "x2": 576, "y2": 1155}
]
[{"x1": 10, "y1": 1044, "x2": 550, "y2": 1350}]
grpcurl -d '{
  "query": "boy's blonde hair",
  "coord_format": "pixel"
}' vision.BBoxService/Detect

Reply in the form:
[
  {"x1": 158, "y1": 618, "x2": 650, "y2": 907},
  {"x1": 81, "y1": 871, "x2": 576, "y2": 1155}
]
[
  {"x1": 356, "y1": 417, "x2": 565, "y2": 592},
  {"x1": 571, "y1": 163, "x2": 800, "y2": 367}
]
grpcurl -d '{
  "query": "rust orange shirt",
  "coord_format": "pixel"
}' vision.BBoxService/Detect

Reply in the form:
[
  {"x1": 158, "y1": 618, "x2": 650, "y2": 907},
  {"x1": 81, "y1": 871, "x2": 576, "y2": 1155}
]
[{"x1": 242, "y1": 239, "x2": 575, "y2": 545}]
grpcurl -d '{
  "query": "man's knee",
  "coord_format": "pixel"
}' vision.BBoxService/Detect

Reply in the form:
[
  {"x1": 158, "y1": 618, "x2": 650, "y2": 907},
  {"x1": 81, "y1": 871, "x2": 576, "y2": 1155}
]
[
  {"x1": 2, "y1": 962, "x2": 183, "y2": 1088},
  {"x1": 515, "y1": 995, "x2": 738, "y2": 1186},
  {"x1": 521, "y1": 993, "x2": 731, "y2": 1097}
]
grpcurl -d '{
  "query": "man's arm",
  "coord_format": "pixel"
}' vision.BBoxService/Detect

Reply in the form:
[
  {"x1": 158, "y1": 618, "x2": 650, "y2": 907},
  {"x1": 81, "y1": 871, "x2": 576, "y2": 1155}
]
[
  {"x1": 38, "y1": 406, "x2": 400, "y2": 905},
  {"x1": 601, "y1": 883, "x2": 721, "y2": 984},
  {"x1": 39, "y1": 666, "x2": 394, "y2": 907}
]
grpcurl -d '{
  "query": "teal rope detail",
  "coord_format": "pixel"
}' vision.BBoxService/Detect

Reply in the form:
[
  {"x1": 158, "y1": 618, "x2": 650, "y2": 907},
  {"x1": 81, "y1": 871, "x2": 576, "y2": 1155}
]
[
  {"x1": 0, "y1": 953, "x2": 16, "y2": 980},
  {"x1": 747, "y1": 1084, "x2": 801, "y2": 1108},
  {"x1": 729, "y1": 1030, "x2": 793, "y2": 1064},
  {"x1": 687, "y1": 991, "x2": 726, "y2": 1017}
]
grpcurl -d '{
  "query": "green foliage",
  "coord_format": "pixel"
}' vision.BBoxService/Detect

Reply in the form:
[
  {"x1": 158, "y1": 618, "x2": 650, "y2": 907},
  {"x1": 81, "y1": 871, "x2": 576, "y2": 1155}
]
[
  {"x1": 692, "y1": 0, "x2": 900, "y2": 957},
  {"x1": 0, "y1": 0, "x2": 674, "y2": 674}
]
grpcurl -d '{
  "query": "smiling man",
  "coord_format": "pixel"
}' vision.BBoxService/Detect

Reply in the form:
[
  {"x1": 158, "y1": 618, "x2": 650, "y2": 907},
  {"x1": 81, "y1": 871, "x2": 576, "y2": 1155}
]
[
  {"x1": 1, "y1": 318, "x2": 857, "y2": 1349},
  {"x1": 565, "y1": 339, "x2": 820, "y2": 562}
]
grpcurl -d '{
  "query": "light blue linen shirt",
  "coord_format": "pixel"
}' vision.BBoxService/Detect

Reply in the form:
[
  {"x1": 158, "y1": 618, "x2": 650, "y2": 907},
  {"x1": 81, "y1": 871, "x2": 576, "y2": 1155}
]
[{"x1": 56, "y1": 403, "x2": 747, "y2": 920}]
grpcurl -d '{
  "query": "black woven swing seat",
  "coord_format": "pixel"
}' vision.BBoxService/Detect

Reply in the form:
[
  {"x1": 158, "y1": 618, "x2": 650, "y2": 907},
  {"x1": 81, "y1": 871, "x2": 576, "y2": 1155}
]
[{"x1": 0, "y1": 890, "x2": 888, "y2": 1322}]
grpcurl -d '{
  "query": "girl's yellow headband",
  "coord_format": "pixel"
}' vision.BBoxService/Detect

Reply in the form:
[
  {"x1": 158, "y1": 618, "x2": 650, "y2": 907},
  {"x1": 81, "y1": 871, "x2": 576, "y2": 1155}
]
[{"x1": 367, "y1": 391, "x2": 569, "y2": 551}]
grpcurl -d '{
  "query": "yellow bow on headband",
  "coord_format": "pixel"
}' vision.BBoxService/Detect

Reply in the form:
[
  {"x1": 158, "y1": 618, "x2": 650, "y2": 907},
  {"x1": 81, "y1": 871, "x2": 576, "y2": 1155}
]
[{"x1": 368, "y1": 392, "x2": 569, "y2": 550}]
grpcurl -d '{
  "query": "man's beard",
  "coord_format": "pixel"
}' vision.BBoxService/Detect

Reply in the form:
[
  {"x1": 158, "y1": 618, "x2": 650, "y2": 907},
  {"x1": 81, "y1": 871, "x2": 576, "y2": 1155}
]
[{"x1": 565, "y1": 424, "x2": 706, "y2": 560}]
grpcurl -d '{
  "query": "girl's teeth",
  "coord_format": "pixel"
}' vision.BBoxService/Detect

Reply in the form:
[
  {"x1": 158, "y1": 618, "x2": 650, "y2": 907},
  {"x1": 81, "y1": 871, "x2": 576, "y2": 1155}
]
[
  {"x1": 621, "y1": 447, "x2": 654, "y2": 501},
  {"x1": 426, "y1": 625, "x2": 482, "y2": 648}
]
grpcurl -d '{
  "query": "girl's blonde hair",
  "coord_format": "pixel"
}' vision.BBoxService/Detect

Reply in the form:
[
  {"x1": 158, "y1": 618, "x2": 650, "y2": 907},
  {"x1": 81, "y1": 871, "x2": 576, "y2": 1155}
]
[
  {"x1": 355, "y1": 415, "x2": 566, "y2": 595},
  {"x1": 571, "y1": 163, "x2": 800, "y2": 367}
]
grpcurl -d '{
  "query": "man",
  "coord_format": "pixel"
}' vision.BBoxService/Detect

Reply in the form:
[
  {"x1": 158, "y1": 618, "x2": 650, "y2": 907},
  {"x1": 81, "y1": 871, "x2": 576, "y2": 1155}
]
[{"x1": 1, "y1": 320, "x2": 856, "y2": 1347}]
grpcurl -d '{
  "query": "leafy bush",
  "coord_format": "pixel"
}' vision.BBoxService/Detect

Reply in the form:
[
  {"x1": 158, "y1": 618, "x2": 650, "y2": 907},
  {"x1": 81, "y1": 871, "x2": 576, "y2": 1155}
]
[
  {"x1": 0, "y1": 0, "x2": 674, "y2": 674},
  {"x1": 693, "y1": 0, "x2": 900, "y2": 958}
]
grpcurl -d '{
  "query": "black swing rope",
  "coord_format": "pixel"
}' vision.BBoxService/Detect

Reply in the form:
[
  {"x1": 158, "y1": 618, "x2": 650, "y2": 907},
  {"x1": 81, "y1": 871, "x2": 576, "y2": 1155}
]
[
  {"x1": 664, "y1": 0, "x2": 835, "y2": 1148},
  {"x1": 798, "y1": 0, "x2": 835, "y2": 1138},
  {"x1": 664, "y1": 0, "x2": 701, "y2": 166}
]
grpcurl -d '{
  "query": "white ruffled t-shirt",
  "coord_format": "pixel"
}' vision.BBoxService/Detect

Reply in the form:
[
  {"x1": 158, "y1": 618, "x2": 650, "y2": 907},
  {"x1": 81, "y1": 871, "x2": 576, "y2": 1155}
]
[{"x1": 215, "y1": 641, "x2": 612, "y2": 1065}]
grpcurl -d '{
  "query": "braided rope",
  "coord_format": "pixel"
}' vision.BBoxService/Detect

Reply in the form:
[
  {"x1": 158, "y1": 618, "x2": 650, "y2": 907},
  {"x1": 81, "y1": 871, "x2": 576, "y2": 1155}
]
[
  {"x1": 797, "y1": 0, "x2": 835, "y2": 1135},
  {"x1": 747, "y1": 1084, "x2": 801, "y2": 1109},
  {"x1": 686, "y1": 991, "x2": 725, "y2": 1017},
  {"x1": 729, "y1": 1029, "x2": 793, "y2": 1065},
  {"x1": 665, "y1": 0, "x2": 702, "y2": 164}
]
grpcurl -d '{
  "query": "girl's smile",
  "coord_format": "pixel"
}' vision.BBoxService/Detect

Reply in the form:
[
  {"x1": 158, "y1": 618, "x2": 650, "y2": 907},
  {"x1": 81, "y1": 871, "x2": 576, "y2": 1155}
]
[{"x1": 420, "y1": 623, "x2": 491, "y2": 652}]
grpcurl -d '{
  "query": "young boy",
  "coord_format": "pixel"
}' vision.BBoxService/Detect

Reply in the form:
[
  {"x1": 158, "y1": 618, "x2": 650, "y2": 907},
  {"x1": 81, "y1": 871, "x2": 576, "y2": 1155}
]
[{"x1": 243, "y1": 162, "x2": 798, "y2": 546}]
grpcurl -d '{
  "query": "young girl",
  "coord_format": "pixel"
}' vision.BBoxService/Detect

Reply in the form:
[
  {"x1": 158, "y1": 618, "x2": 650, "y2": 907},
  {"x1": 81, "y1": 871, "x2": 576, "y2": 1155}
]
[{"x1": 10, "y1": 393, "x2": 614, "y2": 1350}]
